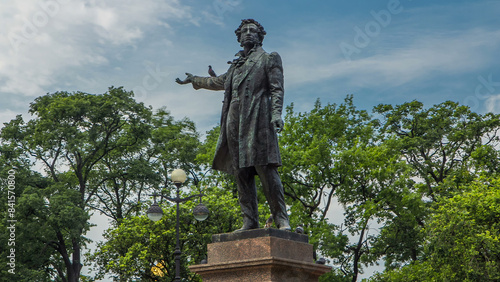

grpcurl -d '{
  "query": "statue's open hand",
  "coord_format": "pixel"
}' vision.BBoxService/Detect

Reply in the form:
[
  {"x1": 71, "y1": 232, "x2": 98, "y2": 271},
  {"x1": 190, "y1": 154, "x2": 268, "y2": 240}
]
[
  {"x1": 175, "y1": 73, "x2": 194, "y2": 85},
  {"x1": 272, "y1": 117, "x2": 284, "y2": 133}
]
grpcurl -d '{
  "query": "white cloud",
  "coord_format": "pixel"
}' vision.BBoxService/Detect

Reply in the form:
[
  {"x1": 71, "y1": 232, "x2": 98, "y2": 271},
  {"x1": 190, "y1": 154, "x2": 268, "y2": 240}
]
[
  {"x1": 0, "y1": 109, "x2": 22, "y2": 127},
  {"x1": 486, "y1": 94, "x2": 500, "y2": 114},
  {"x1": 0, "y1": 0, "x2": 193, "y2": 97},
  {"x1": 284, "y1": 28, "x2": 500, "y2": 90}
]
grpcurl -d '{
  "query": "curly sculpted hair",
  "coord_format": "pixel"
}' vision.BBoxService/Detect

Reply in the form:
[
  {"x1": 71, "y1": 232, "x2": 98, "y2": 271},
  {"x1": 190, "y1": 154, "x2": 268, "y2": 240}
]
[{"x1": 234, "y1": 19, "x2": 266, "y2": 45}]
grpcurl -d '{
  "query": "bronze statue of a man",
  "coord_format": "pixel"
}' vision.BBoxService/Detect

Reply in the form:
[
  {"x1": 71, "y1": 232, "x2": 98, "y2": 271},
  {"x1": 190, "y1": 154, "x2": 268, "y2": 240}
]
[{"x1": 176, "y1": 19, "x2": 291, "y2": 232}]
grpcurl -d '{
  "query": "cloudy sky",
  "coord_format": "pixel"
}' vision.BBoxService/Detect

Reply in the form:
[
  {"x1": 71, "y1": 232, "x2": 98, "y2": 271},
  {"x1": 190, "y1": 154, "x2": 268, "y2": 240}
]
[
  {"x1": 2, "y1": 0, "x2": 500, "y2": 278},
  {"x1": 2, "y1": 0, "x2": 500, "y2": 133}
]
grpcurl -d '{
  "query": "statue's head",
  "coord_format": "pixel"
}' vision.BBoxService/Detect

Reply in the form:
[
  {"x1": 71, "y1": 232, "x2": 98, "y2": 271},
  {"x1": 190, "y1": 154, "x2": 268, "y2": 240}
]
[{"x1": 235, "y1": 19, "x2": 266, "y2": 46}]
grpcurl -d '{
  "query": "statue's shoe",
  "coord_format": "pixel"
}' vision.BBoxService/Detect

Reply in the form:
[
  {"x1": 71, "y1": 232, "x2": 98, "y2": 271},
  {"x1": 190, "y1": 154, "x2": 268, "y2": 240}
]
[
  {"x1": 279, "y1": 225, "x2": 291, "y2": 231},
  {"x1": 233, "y1": 225, "x2": 259, "y2": 233}
]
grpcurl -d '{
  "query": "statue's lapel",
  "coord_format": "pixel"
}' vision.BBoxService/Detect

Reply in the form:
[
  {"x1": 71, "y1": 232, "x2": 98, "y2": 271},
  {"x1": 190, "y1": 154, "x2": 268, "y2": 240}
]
[{"x1": 234, "y1": 47, "x2": 265, "y2": 88}]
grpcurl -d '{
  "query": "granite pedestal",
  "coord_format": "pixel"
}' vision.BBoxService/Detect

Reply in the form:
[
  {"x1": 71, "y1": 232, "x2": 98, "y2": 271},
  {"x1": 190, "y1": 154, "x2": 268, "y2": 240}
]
[{"x1": 189, "y1": 229, "x2": 331, "y2": 282}]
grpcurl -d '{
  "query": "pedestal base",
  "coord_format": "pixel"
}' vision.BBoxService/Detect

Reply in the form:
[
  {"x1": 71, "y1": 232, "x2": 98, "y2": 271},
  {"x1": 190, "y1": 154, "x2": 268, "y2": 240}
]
[{"x1": 189, "y1": 229, "x2": 331, "y2": 282}]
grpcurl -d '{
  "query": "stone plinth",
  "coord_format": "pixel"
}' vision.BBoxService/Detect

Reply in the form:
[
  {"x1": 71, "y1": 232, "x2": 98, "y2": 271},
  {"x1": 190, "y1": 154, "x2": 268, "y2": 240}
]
[{"x1": 189, "y1": 229, "x2": 331, "y2": 282}]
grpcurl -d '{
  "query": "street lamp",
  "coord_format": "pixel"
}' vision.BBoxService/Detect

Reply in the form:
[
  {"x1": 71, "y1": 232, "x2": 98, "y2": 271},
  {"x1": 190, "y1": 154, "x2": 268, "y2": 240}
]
[{"x1": 146, "y1": 169, "x2": 209, "y2": 282}]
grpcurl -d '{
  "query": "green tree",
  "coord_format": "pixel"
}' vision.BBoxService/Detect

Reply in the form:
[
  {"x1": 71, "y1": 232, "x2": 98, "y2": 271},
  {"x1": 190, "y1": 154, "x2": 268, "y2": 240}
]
[
  {"x1": 280, "y1": 96, "x2": 374, "y2": 220},
  {"x1": 335, "y1": 139, "x2": 420, "y2": 281},
  {"x1": 370, "y1": 177, "x2": 500, "y2": 281},
  {"x1": 280, "y1": 96, "x2": 392, "y2": 280},
  {"x1": 0, "y1": 87, "x2": 153, "y2": 282},
  {"x1": 472, "y1": 144, "x2": 500, "y2": 175},
  {"x1": 373, "y1": 101, "x2": 499, "y2": 258},
  {"x1": 424, "y1": 177, "x2": 500, "y2": 281},
  {"x1": 87, "y1": 107, "x2": 201, "y2": 224},
  {"x1": 374, "y1": 100, "x2": 500, "y2": 200},
  {"x1": 88, "y1": 186, "x2": 241, "y2": 281},
  {"x1": 367, "y1": 100, "x2": 500, "y2": 279},
  {"x1": 279, "y1": 98, "x2": 500, "y2": 281},
  {"x1": 0, "y1": 149, "x2": 65, "y2": 281}
]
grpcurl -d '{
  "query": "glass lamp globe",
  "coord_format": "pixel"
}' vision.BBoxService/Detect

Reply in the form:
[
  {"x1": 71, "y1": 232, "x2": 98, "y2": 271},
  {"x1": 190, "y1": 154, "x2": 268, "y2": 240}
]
[
  {"x1": 171, "y1": 169, "x2": 187, "y2": 184},
  {"x1": 147, "y1": 203, "x2": 164, "y2": 222},
  {"x1": 193, "y1": 203, "x2": 209, "y2": 221}
]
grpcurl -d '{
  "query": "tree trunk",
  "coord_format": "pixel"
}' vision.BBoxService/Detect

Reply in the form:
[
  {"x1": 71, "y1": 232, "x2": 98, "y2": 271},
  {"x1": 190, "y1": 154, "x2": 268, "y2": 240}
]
[
  {"x1": 352, "y1": 219, "x2": 368, "y2": 282},
  {"x1": 69, "y1": 237, "x2": 83, "y2": 281}
]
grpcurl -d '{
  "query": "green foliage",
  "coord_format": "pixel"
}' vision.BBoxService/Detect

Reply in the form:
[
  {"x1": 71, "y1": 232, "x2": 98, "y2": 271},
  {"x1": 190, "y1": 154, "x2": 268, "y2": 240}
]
[
  {"x1": 195, "y1": 126, "x2": 220, "y2": 167},
  {"x1": 280, "y1": 96, "x2": 377, "y2": 279},
  {"x1": 374, "y1": 100, "x2": 500, "y2": 199},
  {"x1": 338, "y1": 140, "x2": 424, "y2": 273},
  {"x1": 87, "y1": 107, "x2": 201, "y2": 224},
  {"x1": 368, "y1": 100, "x2": 500, "y2": 274},
  {"x1": 88, "y1": 186, "x2": 241, "y2": 281},
  {"x1": 0, "y1": 165, "x2": 63, "y2": 281},
  {"x1": 319, "y1": 268, "x2": 352, "y2": 282},
  {"x1": 3, "y1": 90, "x2": 500, "y2": 281},
  {"x1": 0, "y1": 87, "x2": 156, "y2": 281},
  {"x1": 371, "y1": 177, "x2": 500, "y2": 281},
  {"x1": 281, "y1": 97, "x2": 500, "y2": 281},
  {"x1": 472, "y1": 144, "x2": 500, "y2": 175},
  {"x1": 424, "y1": 177, "x2": 500, "y2": 281},
  {"x1": 150, "y1": 107, "x2": 202, "y2": 184},
  {"x1": 280, "y1": 96, "x2": 375, "y2": 218}
]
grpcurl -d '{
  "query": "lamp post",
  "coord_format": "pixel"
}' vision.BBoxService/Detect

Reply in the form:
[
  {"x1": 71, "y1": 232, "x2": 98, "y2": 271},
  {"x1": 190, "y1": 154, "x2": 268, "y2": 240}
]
[{"x1": 146, "y1": 169, "x2": 209, "y2": 282}]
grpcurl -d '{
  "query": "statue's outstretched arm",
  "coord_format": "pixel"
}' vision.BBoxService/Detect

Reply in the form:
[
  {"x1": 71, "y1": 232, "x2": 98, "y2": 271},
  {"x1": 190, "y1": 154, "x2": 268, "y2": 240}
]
[
  {"x1": 175, "y1": 73, "x2": 194, "y2": 85},
  {"x1": 176, "y1": 72, "x2": 226, "y2": 91}
]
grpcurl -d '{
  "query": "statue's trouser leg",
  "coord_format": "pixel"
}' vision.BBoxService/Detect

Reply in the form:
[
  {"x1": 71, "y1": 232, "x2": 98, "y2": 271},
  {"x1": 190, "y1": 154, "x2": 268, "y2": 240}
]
[
  {"x1": 227, "y1": 99, "x2": 259, "y2": 230},
  {"x1": 255, "y1": 165, "x2": 290, "y2": 230},
  {"x1": 235, "y1": 167, "x2": 260, "y2": 229}
]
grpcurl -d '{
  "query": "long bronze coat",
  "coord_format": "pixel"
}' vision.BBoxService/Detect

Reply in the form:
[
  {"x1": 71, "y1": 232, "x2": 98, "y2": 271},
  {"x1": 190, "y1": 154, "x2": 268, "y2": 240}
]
[{"x1": 192, "y1": 46, "x2": 284, "y2": 174}]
